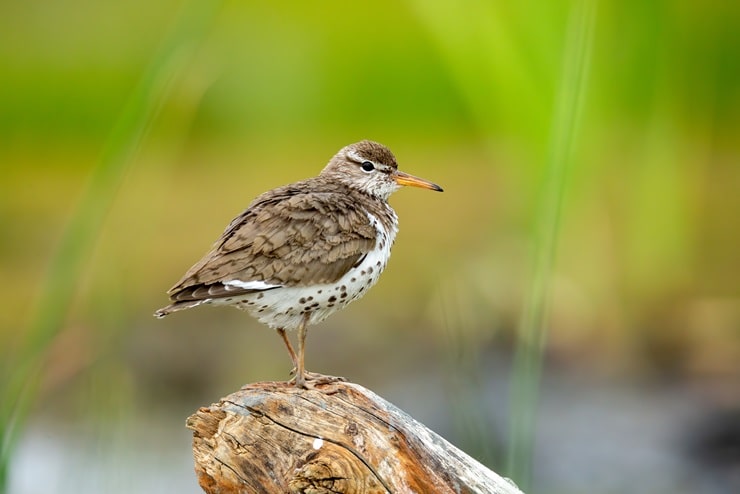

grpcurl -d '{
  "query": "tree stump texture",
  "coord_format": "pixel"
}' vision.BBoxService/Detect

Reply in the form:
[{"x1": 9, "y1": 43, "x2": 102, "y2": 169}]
[{"x1": 186, "y1": 381, "x2": 523, "y2": 494}]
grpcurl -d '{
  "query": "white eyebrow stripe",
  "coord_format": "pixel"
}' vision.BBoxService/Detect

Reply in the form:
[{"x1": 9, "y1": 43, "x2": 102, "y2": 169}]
[{"x1": 347, "y1": 150, "x2": 368, "y2": 163}]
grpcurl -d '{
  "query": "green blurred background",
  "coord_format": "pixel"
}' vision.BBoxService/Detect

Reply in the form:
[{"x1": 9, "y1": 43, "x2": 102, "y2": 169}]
[{"x1": 1, "y1": 0, "x2": 739, "y2": 493}]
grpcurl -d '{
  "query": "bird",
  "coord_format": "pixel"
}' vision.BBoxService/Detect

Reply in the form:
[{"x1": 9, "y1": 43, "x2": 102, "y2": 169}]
[{"x1": 155, "y1": 140, "x2": 443, "y2": 388}]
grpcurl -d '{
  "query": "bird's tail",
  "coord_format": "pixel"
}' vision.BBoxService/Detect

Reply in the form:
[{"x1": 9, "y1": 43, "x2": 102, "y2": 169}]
[{"x1": 154, "y1": 299, "x2": 209, "y2": 319}]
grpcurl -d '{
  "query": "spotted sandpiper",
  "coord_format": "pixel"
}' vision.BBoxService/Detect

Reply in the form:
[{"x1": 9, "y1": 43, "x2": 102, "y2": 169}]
[{"x1": 155, "y1": 140, "x2": 443, "y2": 388}]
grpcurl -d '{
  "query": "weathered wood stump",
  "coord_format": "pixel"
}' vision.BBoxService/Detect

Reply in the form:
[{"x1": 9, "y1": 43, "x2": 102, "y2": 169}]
[{"x1": 186, "y1": 381, "x2": 523, "y2": 494}]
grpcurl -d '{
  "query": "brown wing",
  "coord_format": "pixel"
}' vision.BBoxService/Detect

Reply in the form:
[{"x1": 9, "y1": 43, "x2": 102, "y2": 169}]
[{"x1": 166, "y1": 184, "x2": 377, "y2": 302}]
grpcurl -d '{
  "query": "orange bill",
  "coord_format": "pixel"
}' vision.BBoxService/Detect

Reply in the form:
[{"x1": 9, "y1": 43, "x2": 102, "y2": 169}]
[{"x1": 393, "y1": 170, "x2": 443, "y2": 192}]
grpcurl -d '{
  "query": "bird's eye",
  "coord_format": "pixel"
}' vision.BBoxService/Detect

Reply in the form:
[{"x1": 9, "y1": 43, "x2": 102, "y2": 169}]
[{"x1": 361, "y1": 161, "x2": 375, "y2": 172}]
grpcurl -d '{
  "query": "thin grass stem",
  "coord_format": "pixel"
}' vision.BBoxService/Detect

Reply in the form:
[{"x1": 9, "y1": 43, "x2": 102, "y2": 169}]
[
  {"x1": 0, "y1": 2, "x2": 221, "y2": 491},
  {"x1": 506, "y1": 0, "x2": 596, "y2": 490}
]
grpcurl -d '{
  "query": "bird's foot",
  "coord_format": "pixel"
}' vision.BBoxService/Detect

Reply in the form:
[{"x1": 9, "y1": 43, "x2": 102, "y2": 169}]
[{"x1": 289, "y1": 369, "x2": 347, "y2": 390}]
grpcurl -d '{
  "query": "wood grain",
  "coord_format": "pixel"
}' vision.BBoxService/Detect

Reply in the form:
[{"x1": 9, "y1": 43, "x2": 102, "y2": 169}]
[{"x1": 187, "y1": 381, "x2": 523, "y2": 494}]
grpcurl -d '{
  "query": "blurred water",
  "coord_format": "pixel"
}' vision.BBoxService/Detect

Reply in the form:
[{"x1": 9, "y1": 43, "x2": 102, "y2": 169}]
[{"x1": 11, "y1": 419, "x2": 198, "y2": 494}]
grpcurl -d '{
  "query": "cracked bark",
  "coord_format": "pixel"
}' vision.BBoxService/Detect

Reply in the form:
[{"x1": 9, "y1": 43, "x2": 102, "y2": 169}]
[{"x1": 187, "y1": 381, "x2": 524, "y2": 494}]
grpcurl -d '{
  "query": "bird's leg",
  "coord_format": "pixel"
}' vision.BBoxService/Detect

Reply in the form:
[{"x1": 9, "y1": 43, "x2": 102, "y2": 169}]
[
  {"x1": 289, "y1": 314, "x2": 346, "y2": 390},
  {"x1": 293, "y1": 314, "x2": 310, "y2": 389},
  {"x1": 276, "y1": 328, "x2": 298, "y2": 370}
]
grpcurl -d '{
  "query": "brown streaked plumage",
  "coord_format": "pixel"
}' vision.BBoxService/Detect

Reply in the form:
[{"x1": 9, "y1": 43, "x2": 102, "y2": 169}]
[{"x1": 155, "y1": 140, "x2": 443, "y2": 388}]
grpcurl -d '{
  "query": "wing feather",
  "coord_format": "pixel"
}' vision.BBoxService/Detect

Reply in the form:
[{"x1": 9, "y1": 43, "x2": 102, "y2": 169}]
[{"x1": 166, "y1": 184, "x2": 377, "y2": 302}]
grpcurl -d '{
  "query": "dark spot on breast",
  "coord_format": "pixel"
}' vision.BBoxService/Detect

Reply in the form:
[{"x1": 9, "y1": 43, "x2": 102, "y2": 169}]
[
  {"x1": 367, "y1": 267, "x2": 373, "y2": 274},
  {"x1": 310, "y1": 302, "x2": 319, "y2": 308},
  {"x1": 376, "y1": 261, "x2": 381, "y2": 267},
  {"x1": 307, "y1": 296, "x2": 314, "y2": 301},
  {"x1": 360, "y1": 270, "x2": 366, "y2": 276},
  {"x1": 299, "y1": 297, "x2": 306, "y2": 304},
  {"x1": 340, "y1": 292, "x2": 348, "y2": 299},
  {"x1": 225, "y1": 298, "x2": 233, "y2": 302},
  {"x1": 328, "y1": 296, "x2": 337, "y2": 303},
  {"x1": 317, "y1": 290, "x2": 322, "y2": 294},
  {"x1": 341, "y1": 285, "x2": 347, "y2": 291},
  {"x1": 257, "y1": 293, "x2": 264, "y2": 299},
  {"x1": 351, "y1": 277, "x2": 357, "y2": 282}
]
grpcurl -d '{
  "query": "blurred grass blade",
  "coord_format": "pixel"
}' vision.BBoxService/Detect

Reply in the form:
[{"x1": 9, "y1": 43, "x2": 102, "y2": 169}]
[
  {"x1": 0, "y1": 1, "x2": 221, "y2": 490},
  {"x1": 506, "y1": 0, "x2": 596, "y2": 489}
]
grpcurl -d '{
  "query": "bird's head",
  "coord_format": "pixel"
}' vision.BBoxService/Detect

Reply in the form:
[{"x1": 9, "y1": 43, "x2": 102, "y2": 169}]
[{"x1": 320, "y1": 140, "x2": 443, "y2": 200}]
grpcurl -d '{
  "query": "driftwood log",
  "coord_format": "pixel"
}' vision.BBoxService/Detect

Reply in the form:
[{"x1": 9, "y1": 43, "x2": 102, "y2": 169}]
[{"x1": 186, "y1": 381, "x2": 523, "y2": 494}]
